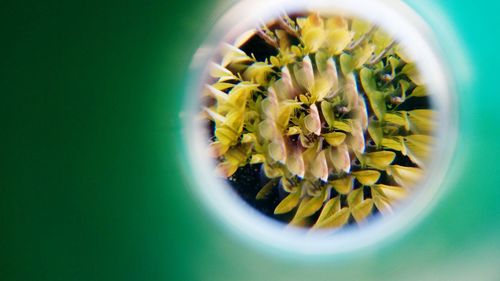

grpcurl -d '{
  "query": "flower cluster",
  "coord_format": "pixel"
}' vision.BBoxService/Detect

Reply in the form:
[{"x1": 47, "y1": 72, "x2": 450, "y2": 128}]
[{"x1": 203, "y1": 13, "x2": 435, "y2": 228}]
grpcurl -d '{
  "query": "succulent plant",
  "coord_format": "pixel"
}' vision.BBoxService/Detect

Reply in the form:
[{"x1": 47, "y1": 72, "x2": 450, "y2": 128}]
[{"x1": 202, "y1": 12, "x2": 435, "y2": 229}]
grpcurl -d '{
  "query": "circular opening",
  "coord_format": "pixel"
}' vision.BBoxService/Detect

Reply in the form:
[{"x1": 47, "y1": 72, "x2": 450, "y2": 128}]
[{"x1": 183, "y1": 0, "x2": 455, "y2": 255}]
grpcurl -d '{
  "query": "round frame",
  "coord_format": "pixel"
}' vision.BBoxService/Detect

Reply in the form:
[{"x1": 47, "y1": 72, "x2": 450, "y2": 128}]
[{"x1": 182, "y1": 0, "x2": 456, "y2": 256}]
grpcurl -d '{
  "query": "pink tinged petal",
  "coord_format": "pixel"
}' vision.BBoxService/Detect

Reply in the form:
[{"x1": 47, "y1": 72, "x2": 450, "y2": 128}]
[
  {"x1": 348, "y1": 122, "x2": 366, "y2": 153},
  {"x1": 355, "y1": 97, "x2": 369, "y2": 130},
  {"x1": 258, "y1": 120, "x2": 276, "y2": 140},
  {"x1": 304, "y1": 104, "x2": 322, "y2": 136},
  {"x1": 344, "y1": 73, "x2": 359, "y2": 110},
  {"x1": 281, "y1": 66, "x2": 298, "y2": 98},
  {"x1": 311, "y1": 150, "x2": 329, "y2": 182},
  {"x1": 303, "y1": 55, "x2": 315, "y2": 88},
  {"x1": 295, "y1": 56, "x2": 315, "y2": 91},
  {"x1": 286, "y1": 147, "x2": 305, "y2": 178},
  {"x1": 325, "y1": 57, "x2": 339, "y2": 96},
  {"x1": 330, "y1": 144, "x2": 351, "y2": 173},
  {"x1": 264, "y1": 88, "x2": 280, "y2": 117},
  {"x1": 269, "y1": 138, "x2": 287, "y2": 164}
]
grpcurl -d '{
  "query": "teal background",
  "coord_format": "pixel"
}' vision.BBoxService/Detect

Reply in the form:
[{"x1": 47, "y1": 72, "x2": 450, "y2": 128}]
[{"x1": 1, "y1": 0, "x2": 499, "y2": 280}]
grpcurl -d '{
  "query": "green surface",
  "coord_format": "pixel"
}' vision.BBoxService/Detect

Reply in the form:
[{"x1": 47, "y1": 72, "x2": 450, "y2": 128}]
[{"x1": 1, "y1": 0, "x2": 500, "y2": 280}]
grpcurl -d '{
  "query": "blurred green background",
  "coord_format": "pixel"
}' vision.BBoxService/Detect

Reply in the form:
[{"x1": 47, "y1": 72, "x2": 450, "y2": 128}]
[{"x1": 1, "y1": 0, "x2": 500, "y2": 280}]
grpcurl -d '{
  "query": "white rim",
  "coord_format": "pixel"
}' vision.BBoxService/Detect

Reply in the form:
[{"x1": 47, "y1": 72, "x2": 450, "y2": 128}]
[{"x1": 182, "y1": 0, "x2": 456, "y2": 256}]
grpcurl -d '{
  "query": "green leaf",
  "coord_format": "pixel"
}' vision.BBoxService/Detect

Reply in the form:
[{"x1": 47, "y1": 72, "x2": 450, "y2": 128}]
[
  {"x1": 340, "y1": 53, "x2": 354, "y2": 74},
  {"x1": 321, "y1": 100, "x2": 336, "y2": 128},
  {"x1": 274, "y1": 191, "x2": 301, "y2": 214},
  {"x1": 360, "y1": 68, "x2": 386, "y2": 120},
  {"x1": 368, "y1": 121, "x2": 383, "y2": 147},
  {"x1": 332, "y1": 120, "x2": 352, "y2": 133},
  {"x1": 353, "y1": 44, "x2": 375, "y2": 69},
  {"x1": 287, "y1": 126, "x2": 302, "y2": 136}
]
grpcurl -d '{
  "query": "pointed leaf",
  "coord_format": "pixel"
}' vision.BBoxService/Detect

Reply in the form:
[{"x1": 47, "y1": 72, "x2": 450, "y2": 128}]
[
  {"x1": 315, "y1": 196, "x2": 341, "y2": 225},
  {"x1": 329, "y1": 176, "x2": 354, "y2": 195},
  {"x1": 321, "y1": 101, "x2": 336, "y2": 128},
  {"x1": 360, "y1": 68, "x2": 386, "y2": 120},
  {"x1": 403, "y1": 134, "x2": 433, "y2": 167},
  {"x1": 364, "y1": 151, "x2": 396, "y2": 170},
  {"x1": 250, "y1": 154, "x2": 265, "y2": 164},
  {"x1": 387, "y1": 165, "x2": 423, "y2": 188},
  {"x1": 295, "y1": 193, "x2": 325, "y2": 219},
  {"x1": 353, "y1": 170, "x2": 381, "y2": 186},
  {"x1": 407, "y1": 110, "x2": 435, "y2": 134},
  {"x1": 372, "y1": 184, "x2": 407, "y2": 201},
  {"x1": 368, "y1": 121, "x2": 383, "y2": 147},
  {"x1": 274, "y1": 191, "x2": 301, "y2": 214},
  {"x1": 323, "y1": 132, "x2": 346, "y2": 146},
  {"x1": 410, "y1": 86, "x2": 427, "y2": 97},
  {"x1": 347, "y1": 188, "x2": 364, "y2": 207},
  {"x1": 340, "y1": 53, "x2": 354, "y2": 74},
  {"x1": 351, "y1": 199, "x2": 374, "y2": 223},
  {"x1": 402, "y1": 63, "x2": 422, "y2": 85},
  {"x1": 313, "y1": 207, "x2": 350, "y2": 229},
  {"x1": 256, "y1": 179, "x2": 277, "y2": 200},
  {"x1": 381, "y1": 137, "x2": 404, "y2": 152}
]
